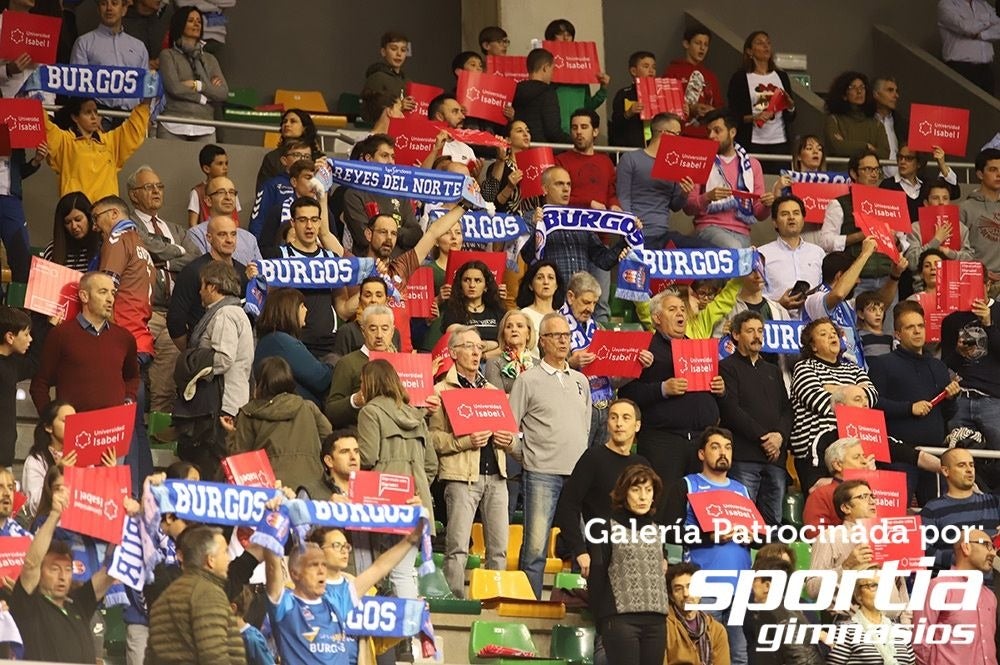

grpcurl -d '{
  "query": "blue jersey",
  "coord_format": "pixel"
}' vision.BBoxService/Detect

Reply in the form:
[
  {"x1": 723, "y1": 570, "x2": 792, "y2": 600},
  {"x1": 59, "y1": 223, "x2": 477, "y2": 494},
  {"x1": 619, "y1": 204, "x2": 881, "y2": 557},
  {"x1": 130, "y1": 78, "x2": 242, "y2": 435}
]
[
  {"x1": 268, "y1": 578, "x2": 360, "y2": 665},
  {"x1": 683, "y1": 473, "x2": 753, "y2": 585}
]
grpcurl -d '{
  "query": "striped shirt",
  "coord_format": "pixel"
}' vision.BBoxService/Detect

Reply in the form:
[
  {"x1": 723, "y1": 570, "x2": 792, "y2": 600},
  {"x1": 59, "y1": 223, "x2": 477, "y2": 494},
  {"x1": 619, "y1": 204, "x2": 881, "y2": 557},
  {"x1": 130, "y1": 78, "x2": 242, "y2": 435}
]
[
  {"x1": 42, "y1": 242, "x2": 92, "y2": 272},
  {"x1": 826, "y1": 622, "x2": 916, "y2": 665},
  {"x1": 920, "y1": 492, "x2": 1000, "y2": 569},
  {"x1": 790, "y1": 357, "x2": 878, "y2": 464}
]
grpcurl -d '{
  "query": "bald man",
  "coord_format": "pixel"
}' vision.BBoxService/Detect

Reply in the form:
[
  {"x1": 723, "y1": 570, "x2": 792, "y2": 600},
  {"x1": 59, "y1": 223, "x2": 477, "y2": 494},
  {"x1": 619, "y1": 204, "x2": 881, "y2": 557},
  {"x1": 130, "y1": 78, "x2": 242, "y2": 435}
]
[
  {"x1": 168, "y1": 215, "x2": 249, "y2": 351},
  {"x1": 181, "y1": 176, "x2": 262, "y2": 267}
]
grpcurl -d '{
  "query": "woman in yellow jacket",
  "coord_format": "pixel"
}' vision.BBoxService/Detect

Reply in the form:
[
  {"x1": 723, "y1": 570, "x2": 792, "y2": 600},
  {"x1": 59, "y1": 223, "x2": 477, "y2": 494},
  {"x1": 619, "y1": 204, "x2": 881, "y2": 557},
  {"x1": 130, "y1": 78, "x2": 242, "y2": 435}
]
[{"x1": 43, "y1": 97, "x2": 150, "y2": 201}]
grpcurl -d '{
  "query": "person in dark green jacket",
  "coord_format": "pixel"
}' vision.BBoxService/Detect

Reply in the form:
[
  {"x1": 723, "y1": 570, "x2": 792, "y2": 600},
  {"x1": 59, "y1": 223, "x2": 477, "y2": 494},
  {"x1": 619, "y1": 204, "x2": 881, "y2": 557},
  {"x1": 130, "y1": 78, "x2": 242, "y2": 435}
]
[
  {"x1": 824, "y1": 71, "x2": 890, "y2": 159},
  {"x1": 361, "y1": 31, "x2": 416, "y2": 123}
]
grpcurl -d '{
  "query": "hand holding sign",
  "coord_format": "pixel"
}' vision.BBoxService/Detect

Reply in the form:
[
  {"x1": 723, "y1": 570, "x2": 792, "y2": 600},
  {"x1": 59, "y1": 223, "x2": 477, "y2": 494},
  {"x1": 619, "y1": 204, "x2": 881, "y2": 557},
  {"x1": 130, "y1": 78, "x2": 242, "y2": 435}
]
[
  {"x1": 440, "y1": 388, "x2": 517, "y2": 436},
  {"x1": 651, "y1": 134, "x2": 717, "y2": 184},
  {"x1": 63, "y1": 403, "x2": 135, "y2": 467},
  {"x1": 671, "y1": 338, "x2": 718, "y2": 392},
  {"x1": 918, "y1": 205, "x2": 962, "y2": 252},
  {"x1": 582, "y1": 330, "x2": 653, "y2": 378},
  {"x1": 835, "y1": 404, "x2": 890, "y2": 462},
  {"x1": 908, "y1": 104, "x2": 969, "y2": 157}
]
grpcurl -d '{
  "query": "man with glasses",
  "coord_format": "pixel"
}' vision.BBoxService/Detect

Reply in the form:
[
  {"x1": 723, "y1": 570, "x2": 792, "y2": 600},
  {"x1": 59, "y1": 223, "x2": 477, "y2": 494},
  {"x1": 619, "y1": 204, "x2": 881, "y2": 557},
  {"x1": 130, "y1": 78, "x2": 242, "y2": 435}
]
[
  {"x1": 914, "y1": 528, "x2": 998, "y2": 665},
  {"x1": 429, "y1": 326, "x2": 514, "y2": 597},
  {"x1": 510, "y1": 312, "x2": 592, "y2": 598},
  {"x1": 880, "y1": 143, "x2": 960, "y2": 222},
  {"x1": 479, "y1": 26, "x2": 509, "y2": 57},
  {"x1": 182, "y1": 175, "x2": 262, "y2": 267},
  {"x1": 248, "y1": 140, "x2": 311, "y2": 241}
]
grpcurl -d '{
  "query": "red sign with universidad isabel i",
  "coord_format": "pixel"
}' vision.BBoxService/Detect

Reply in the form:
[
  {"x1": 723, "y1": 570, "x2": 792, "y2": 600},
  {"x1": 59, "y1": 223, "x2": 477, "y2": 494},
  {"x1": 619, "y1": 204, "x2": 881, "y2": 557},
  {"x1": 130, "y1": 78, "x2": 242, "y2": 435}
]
[
  {"x1": 369, "y1": 352, "x2": 434, "y2": 406},
  {"x1": 24, "y1": 255, "x2": 82, "y2": 320},
  {"x1": 671, "y1": 338, "x2": 717, "y2": 392},
  {"x1": 0, "y1": 98, "x2": 44, "y2": 149},
  {"x1": 918, "y1": 205, "x2": 962, "y2": 252},
  {"x1": 440, "y1": 388, "x2": 517, "y2": 436},
  {"x1": 635, "y1": 77, "x2": 686, "y2": 121},
  {"x1": 852, "y1": 184, "x2": 910, "y2": 234},
  {"x1": 835, "y1": 404, "x2": 890, "y2": 462},
  {"x1": 0, "y1": 10, "x2": 61, "y2": 65},
  {"x1": 907, "y1": 103, "x2": 969, "y2": 157},
  {"x1": 62, "y1": 403, "x2": 135, "y2": 467},
  {"x1": 844, "y1": 468, "x2": 908, "y2": 518},
  {"x1": 687, "y1": 489, "x2": 766, "y2": 533},
  {"x1": 542, "y1": 40, "x2": 600, "y2": 85},
  {"x1": 514, "y1": 146, "x2": 556, "y2": 199},
  {"x1": 61, "y1": 466, "x2": 131, "y2": 544},
  {"x1": 457, "y1": 70, "x2": 515, "y2": 126},
  {"x1": 651, "y1": 134, "x2": 717, "y2": 184},
  {"x1": 583, "y1": 330, "x2": 653, "y2": 378},
  {"x1": 790, "y1": 182, "x2": 850, "y2": 223}
]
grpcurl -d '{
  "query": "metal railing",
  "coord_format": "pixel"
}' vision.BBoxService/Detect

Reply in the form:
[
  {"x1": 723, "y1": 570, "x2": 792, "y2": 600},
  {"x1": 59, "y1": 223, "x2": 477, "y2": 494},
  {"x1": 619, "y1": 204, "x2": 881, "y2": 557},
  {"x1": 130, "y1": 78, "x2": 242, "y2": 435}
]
[{"x1": 916, "y1": 446, "x2": 1000, "y2": 459}]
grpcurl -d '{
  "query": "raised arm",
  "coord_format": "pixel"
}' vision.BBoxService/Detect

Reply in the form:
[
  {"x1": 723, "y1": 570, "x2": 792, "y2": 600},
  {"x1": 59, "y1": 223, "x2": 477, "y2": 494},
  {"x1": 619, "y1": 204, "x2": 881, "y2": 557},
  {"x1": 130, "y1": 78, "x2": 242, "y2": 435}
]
[{"x1": 19, "y1": 485, "x2": 68, "y2": 594}]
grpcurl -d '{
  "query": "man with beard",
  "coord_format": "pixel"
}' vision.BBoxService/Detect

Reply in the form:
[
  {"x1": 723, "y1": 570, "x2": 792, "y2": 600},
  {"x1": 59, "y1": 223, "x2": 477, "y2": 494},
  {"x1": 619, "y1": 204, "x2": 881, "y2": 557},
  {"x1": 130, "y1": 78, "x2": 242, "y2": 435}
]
[{"x1": 663, "y1": 426, "x2": 751, "y2": 665}]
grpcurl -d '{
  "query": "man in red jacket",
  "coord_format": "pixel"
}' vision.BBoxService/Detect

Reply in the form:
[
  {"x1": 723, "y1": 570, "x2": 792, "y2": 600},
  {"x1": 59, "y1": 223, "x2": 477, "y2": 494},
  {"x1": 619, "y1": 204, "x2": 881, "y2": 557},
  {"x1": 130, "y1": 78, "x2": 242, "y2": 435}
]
[{"x1": 664, "y1": 25, "x2": 723, "y2": 138}]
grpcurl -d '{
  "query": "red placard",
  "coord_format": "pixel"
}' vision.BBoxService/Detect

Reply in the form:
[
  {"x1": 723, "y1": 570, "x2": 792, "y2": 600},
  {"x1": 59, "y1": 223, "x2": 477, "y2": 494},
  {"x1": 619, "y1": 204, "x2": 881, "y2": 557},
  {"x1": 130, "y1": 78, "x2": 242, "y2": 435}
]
[
  {"x1": 835, "y1": 404, "x2": 890, "y2": 463},
  {"x1": 671, "y1": 338, "x2": 718, "y2": 392},
  {"x1": 0, "y1": 124, "x2": 10, "y2": 158},
  {"x1": 444, "y1": 249, "x2": 506, "y2": 285},
  {"x1": 0, "y1": 10, "x2": 61, "y2": 65},
  {"x1": 387, "y1": 115, "x2": 439, "y2": 167},
  {"x1": 852, "y1": 184, "x2": 910, "y2": 234},
  {"x1": 442, "y1": 126, "x2": 507, "y2": 148},
  {"x1": 404, "y1": 82, "x2": 444, "y2": 118},
  {"x1": 405, "y1": 265, "x2": 434, "y2": 319},
  {"x1": 369, "y1": 352, "x2": 434, "y2": 406},
  {"x1": 918, "y1": 205, "x2": 962, "y2": 252},
  {"x1": 856, "y1": 515, "x2": 926, "y2": 570},
  {"x1": 651, "y1": 134, "x2": 717, "y2": 184},
  {"x1": 843, "y1": 468, "x2": 908, "y2": 518},
  {"x1": 514, "y1": 146, "x2": 556, "y2": 199},
  {"x1": 755, "y1": 89, "x2": 791, "y2": 127},
  {"x1": 440, "y1": 388, "x2": 518, "y2": 436},
  {"x1": 431, "y1": 331, "x2": 453, "y2": 379},
  {"x1": 486, "y1": 55, "x2": 527, "y2": 82},
  {"x1": 542, "y1": 40, "x2": 600, "y2": 85},
  {"x1": 687, "y1": 489, "x2": 766, "y2": 533},
  {"x1": 457, "y1": 70, "x2": 516, "y2": 126},
  {"x1": 583, "y1": 329, "x2": 653, "y2": 378},
  {"x1": 0, "y1": 537, "x2": 30, "y2": 579},
  {"x1": 349, "y1": 470, "x2": 414, "y2": 505},
  {"x1": 790, "y1": 182, "x2": 851, "y2": 223},
  {"x1": 855, "y1": 216, "x2": 900, "y2": 263},
  {"x1": 908, "y1": 103, "x2": 970, "y2": 157},
  {"x1": 24, "y1": 255, "x2": 82, "y2": 319},
  {"x1": 63, "y1": 403, "x2": 135, "y2": 467},
  {"x1": 385, "y1": 295, "x2": 412, "y2": 353},
  {"x1": 936, "y1": 260, "x2": 984, "y2": 312},
  {"x1": 61, "y1": 466, "x2": 131, "y2": 544},
  {"x1": 222, "y1": 450, "x2": 276, "y2": 487},
  {"x1": 0, "y1": 98, "x2": 44, "y2": 149},
  {"x1": 926, "y1": 308, "x2": 947, "y2": 343},
  {"x1": 635, "y1": 77, "x2": 686, "y2": 121}
]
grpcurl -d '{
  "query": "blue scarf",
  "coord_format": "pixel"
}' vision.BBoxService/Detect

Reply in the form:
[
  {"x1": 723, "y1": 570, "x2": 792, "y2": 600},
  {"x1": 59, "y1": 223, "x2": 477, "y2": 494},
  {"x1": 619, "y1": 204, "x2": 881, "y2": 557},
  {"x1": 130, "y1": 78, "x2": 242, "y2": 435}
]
[
  {"x1": 319, "y1": 158, "x2": 485, "y2": 207},
  {"x1": 718, "y1": 321, "x2": 806, "y2": 358},
  {"x1": 427, "y1": 208, "x2": 530, "y2": 244},
  {"x1": 705, "y1": 143, "x2": 756, "y2": 224},
  {"x1": 559, "y1": 303, "x2": 613, "y2": 402},
  {"x1": 780, "y1": 169, "x2": 851, "y2": 184},
  {"x1": 535, "y1": 206, "x2": 644, "y2": 261},
  {"x1": 24, "y1": 64, "x2": 161, "y2": 99},
  {"x1": 615, "y1": 247, "x2": 759, "y2": 301}
]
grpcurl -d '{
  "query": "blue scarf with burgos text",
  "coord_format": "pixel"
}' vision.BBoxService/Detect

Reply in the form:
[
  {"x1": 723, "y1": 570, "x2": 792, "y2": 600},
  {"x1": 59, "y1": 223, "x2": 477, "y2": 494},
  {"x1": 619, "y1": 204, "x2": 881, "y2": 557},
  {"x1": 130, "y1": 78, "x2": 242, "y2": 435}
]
[
  {"x1": 616, "y1": 247, "x2": 759, "y2": 301},
  {"x1": 318, "y1": 158, "x2": 486, "y2": 208},
  {"x1": 780, "y1": 169, "x2": 851, "y2": 184},
  {"x1": 24, "y1": 64, "x2": 161, "y2": 99},
  {"x1": 427, "y1": 208, "x2": 529, "y2": 244},
  {"x1": 535, "y1": 206, "x2": 644, "y2": 261},
  {"x1": 718, "y1": 321, "x2": 806, "y2": 358}
]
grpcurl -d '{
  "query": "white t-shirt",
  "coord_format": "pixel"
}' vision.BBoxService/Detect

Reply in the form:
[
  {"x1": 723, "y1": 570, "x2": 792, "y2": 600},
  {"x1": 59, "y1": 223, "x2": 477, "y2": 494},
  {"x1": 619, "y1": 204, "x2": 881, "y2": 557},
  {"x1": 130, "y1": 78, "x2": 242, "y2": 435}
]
[{"x1": 746, "y1": 71, "x2": 787, "y2": 145}]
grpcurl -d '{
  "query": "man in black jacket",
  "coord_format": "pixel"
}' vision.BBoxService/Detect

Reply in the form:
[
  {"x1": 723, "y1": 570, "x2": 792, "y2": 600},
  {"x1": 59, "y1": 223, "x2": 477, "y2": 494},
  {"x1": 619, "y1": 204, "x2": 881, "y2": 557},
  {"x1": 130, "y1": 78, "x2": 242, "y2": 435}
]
[
  {"x1": 512, "y1": 48, "x2": 570, "y2": 143},
  {"x1": 719, "y1": 310, "x2": 791, "y2": 526}
]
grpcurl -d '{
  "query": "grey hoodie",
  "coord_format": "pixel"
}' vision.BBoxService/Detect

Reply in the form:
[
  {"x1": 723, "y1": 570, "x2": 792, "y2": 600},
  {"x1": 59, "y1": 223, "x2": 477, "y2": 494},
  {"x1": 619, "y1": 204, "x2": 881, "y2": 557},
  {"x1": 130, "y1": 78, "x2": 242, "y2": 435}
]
[{"x1": 961, "y1": 190, "x2": 1000, "y2": 271}]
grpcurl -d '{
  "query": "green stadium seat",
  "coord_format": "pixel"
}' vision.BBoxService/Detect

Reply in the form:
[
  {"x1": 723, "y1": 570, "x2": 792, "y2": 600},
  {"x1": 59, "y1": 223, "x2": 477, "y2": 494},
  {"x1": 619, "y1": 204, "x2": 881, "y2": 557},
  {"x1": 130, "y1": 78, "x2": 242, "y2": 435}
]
[
  {"x1": 553, "y1": 572, "x2": 586, "y2": 591},
  {"x1": 550, "y1": 624, "x2": 595, "y2": 664},
  {"x1": 665, "y1": 543, "x2": 683, "y2": 564},
  {"x1": 469, "y1": 620, "x2": 560, "y2": 664},
  {"x1": 789, "y1": 540, "x2": 811, "y2": 570},
  {"x1": 5, "y1": 282, "x2": 26, "y2": 308},
  {"x1": 226, "y1": 87, "x2": 259, "y2": 108}
]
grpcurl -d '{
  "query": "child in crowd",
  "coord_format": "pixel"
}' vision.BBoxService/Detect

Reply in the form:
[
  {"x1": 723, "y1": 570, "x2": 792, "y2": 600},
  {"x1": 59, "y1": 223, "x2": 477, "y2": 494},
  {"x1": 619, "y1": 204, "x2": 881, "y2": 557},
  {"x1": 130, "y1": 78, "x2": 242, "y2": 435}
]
[
  {"x1": 856, "y1": 290, "x2": 893, "y2": 358},
  {"x1": 610, "y1": 50, "x2": 656, "y2": 148},
  {"x1": 664, "y1": 25, "x2": 722, "y2": 138},
  {"x1": 231, "y1": 585, "x2": 275, "y2": 665},
  {"x1": 0, "y1": 306, "x2": 48, "y2": 474},
  {"x1": 188, "y1": 144, "x2": 241, "y2": 227}
]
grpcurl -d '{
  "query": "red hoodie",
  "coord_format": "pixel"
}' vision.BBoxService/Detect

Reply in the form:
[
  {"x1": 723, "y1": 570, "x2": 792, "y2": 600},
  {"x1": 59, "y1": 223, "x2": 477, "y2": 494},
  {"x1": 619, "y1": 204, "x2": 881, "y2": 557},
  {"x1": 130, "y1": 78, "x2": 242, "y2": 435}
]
[{"x1": 663, "y1": 59, "x2": 722, "y2": 138}]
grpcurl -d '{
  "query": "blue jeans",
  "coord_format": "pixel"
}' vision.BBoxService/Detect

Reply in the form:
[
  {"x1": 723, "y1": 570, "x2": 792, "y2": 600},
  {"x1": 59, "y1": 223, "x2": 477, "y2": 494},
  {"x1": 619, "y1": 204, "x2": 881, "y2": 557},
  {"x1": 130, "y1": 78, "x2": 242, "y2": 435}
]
[
  {"x1": 695, "y1": 225, "x2": 751, "y2": 249},
  {"x1": 519, "y1": 470, "x2": 565, "y2": 598},
  {"x1": 709, "y1": 606, "x2": 748, "y2": 665},
  {"x1": 950, "y1": 394, "x2": 1000, "y2": 450},
  {"x1": 124, "y1": 353, "x2": 155, "y2": 497},
  {"x1": 728, "y1": 462, "x2": 786, "y2": 526}
]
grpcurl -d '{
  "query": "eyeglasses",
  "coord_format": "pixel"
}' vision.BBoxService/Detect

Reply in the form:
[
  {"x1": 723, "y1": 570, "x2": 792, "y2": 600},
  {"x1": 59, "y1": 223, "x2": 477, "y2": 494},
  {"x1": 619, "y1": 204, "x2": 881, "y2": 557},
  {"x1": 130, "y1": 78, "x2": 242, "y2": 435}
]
[
  {"x1": 540, "y1": 332, "x2": 571, "y2": 340},
  {"x1": 456, "y1": 342, "x2": 486, "y2": 352},
  {"x1": 92, "y1": 208, "x2": 115, "y2": 220},
  {"x1": 286, "y1": 152, "x2": 312, "y2": 161},
  {"x1": 209, "y1": 189, "x2": 238, "y2": 198},
  {"x1": 293, "y1": 216, "x2": 321, "y2": 224},
  {"x1": 131, "y1": 183, "x2": 165, "y2": 193},
  {"x1": 849, "y1": 492, "x2": 875, "y2": 503},
  {"x1": 857, "y1": 166, "x2": 882, "y2": 175},
  {"x1": 847, "y1": 84, "x2": 867, "y2": 92},
  {"x1": 323, "y1": 542, "x2": 352, "y2": 552},
  {"x1": 971, "y1": 539, "x2": 997, "y2": 552}
]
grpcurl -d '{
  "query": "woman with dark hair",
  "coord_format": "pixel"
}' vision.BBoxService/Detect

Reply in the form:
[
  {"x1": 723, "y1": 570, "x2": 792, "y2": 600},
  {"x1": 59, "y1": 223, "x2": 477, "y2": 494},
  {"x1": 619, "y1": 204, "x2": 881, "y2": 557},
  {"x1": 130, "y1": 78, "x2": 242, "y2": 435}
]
[
  {"x1": 824, "y1": 71, "x2": 890, "y2": 159},
  {"x1": 483, "y1": 120, "x2": 536, "y2": 214},
  {"x1": 22, "y1": 400, "x2": 75, "y2": 518},
  {"x1": 256, "y1": 109, "x2": 323, "y2": 190},
  {"x1": 792, "y1": 134, "x2": 827, "y2": 172},
  {"x1": 45, "y1": 96, "x2": 151, "y2": 200},
  {"x1": 726, "y1": 30, "x2": 796, "y2": 168},
  {"x1": 42, "y1": 192, "x2": 99, "y2": 271},
  {"x1": 440, "y1": 260, "x2": 505, "y2": 351},
  {"x1": 223, "y1": 356, "x2": 330, "y2": 497},
  {"x1": 157, "y1": 5, "x2": 229, "y2": 142},
  {"x1": 254, "y1": 287, "x2": 332, "y2": 407},
  {"x1": 586, "y1": 464, "x2": 669, "y2": 665},
  {"x1": 543, "y1": 18, "x2": 610, "y2": 135},
  {"x1": 516, "y1": 260, "x2": 564, "y2": 339},
  {"x1": 790, "y1": 317, "x2": 878, "y2": 492}
]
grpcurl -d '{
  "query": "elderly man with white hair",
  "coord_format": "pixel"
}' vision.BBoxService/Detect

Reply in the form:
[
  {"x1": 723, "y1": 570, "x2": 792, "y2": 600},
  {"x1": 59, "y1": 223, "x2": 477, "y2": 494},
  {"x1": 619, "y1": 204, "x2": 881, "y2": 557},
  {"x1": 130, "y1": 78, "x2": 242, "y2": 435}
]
[{"x1": 325, "y1": 303, "x2": 396, "y2": 427}]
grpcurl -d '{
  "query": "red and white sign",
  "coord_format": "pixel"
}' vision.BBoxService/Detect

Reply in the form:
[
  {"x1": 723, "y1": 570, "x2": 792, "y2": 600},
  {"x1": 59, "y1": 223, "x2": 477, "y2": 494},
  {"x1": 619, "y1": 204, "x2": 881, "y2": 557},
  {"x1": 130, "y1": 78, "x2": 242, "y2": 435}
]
[
  {"x1": 543, "y1": 40, "x2": 600, "y2": 85},
  {"x1": 835, "y1": 404, "x2": 890, "y2": 463},
  {"x1": 857, "y1": 515, "x2": 926, "y2": 570},
  {"x1": 486, "y1": 55, "x2": 527, "y2": 82},
  {"x1": 61, "y1": 466, "x2": 131, "y2": 544},
  {"x1": 651, "y1": 134, "x2": 717, "y2": 184},
  {"x1": 844, "y1": 468, "x2": 908, "y2": 518},
  {"x1": 349, "y1": 470, "x2": 414, "y2": 505},
  {"x1": 222, "y1": 450, "x2": 276, "y2": 488},
  {"x1": 583, "y1": 330, "x2": 653, "y2": 378},
  {"x1": 386, "y1": 295, "x2": 412, "y2": 353},
  {"x1": 671, "y1": 338, "x2": 718, "y2": 392},
  {"x1": 635, "y1": 77, "x2": 685, "y2": 121},
  {"x1": 444, "y1": 249, "x2": 506, "y2": 285},
  {"x1": 790, "y1": 182, "x2": 850, "y2": 223},
  {"x1": 918, "y1": 205, "x2": 962, "y2": 251},
  {"x1": 442, "y1": 126, "x2": 507, "y2": 149},
  {"x1": 24, "y1": 255, "x2": 82, "y2": 320},
  {"x1": 908, "y1": 103, "x2": 970, "y2": 157},
  {"x1": 405, "y1": 266, "x2": 434, "y2": 319},
  {"x1": 0, "y1": 537, "x2": 30, "y2": 579},
  {"x1": 457, "y1": 70, "x2": 516, "y2": 126},
  {"x1": 431, "y1": 331, "x2": 453, "y2": 379},
  {"x1": 755, "y1": 89, "x2": 791, "y2": 127},
  {"x1": 855, "y1": 216, "x2": 900, "y2": 263},
  {"x1": 514, "y1": 146, "x2": 556, "y2": 199},
  {"x1": 369, "y1": 352, "x2": 434, "y2": 406},
  {"x1": 63, "y1": 403, "x2": 135, "y2": 467},
  {"x1": 387, "y1": 115, "x2": 439, "y2": 167},
  {"x1": 936, "y1": 260, "x2": 984, "y2": 312},
  {"x1": 0, "y1": 98, "x2": 44, "y2": 149},
  {"x1": 926, "y1": 308, "x2": 947, "y2": 343},
  {"x1": 440, "y1": 388, "x2": 518, "y2": 436},
  {"x1": 852, "y1": 184, "x2": 910, "y2": 234},
  {"x1": 0, "y1": 10, "x2": 61, "y2": 65},
  {"x1": 687, "y1": 490, "x2": 766, "y2": 533},
  {"x1": 404, "y1": 82, "x2": 444, "y2": 118}
]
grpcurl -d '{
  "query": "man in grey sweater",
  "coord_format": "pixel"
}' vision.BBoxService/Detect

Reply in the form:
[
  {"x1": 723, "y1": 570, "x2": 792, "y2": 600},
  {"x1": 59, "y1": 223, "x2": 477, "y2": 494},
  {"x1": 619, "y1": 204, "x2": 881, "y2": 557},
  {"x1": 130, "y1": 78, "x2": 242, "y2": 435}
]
[
  {"x1": 510, "y1": 311, "x2": 592, "y2": 598},
  {"x1": 195, "y1": 261, "x2": 252, "y2": 421}
]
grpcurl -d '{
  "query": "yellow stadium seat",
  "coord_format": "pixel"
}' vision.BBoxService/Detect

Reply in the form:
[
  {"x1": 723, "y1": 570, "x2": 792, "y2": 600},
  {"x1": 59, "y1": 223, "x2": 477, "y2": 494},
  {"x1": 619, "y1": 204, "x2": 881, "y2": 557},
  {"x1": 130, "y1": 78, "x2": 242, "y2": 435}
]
[
  {"x1": 274, "y1": 89, "x2": 329, "y2": 113},
  {"x1": 469, "y1": 569, "x2": 535, "y2": 601}
]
